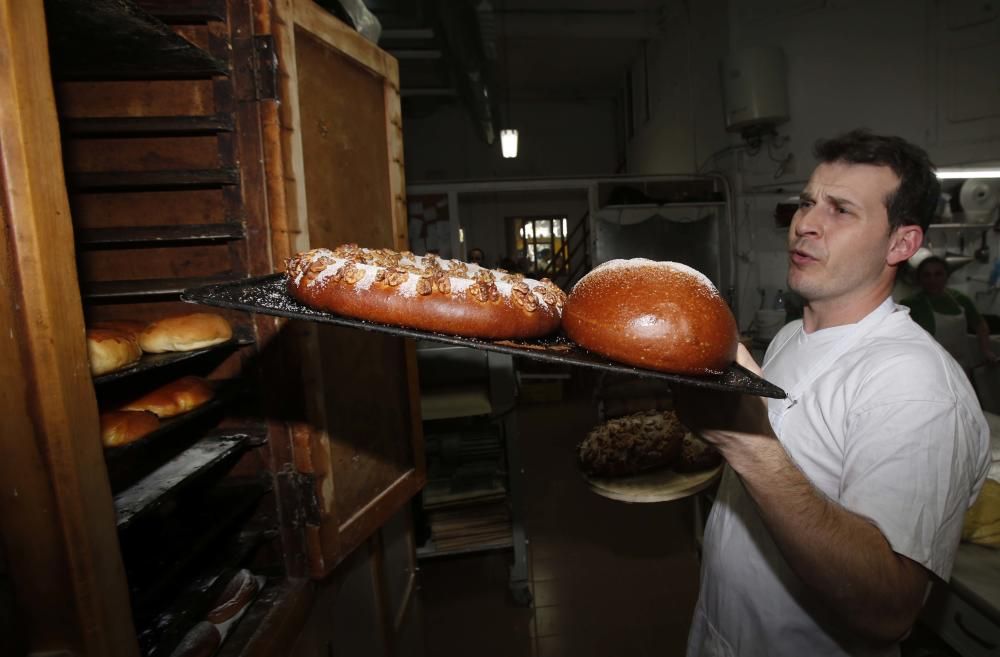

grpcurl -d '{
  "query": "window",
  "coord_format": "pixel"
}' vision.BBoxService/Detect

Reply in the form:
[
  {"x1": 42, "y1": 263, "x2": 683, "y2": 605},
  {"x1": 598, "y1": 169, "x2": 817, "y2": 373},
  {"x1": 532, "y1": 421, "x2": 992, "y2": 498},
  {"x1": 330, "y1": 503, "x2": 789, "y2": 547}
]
[{"x1": 509, "y1": 215, "x2": 569, "y2": 276}]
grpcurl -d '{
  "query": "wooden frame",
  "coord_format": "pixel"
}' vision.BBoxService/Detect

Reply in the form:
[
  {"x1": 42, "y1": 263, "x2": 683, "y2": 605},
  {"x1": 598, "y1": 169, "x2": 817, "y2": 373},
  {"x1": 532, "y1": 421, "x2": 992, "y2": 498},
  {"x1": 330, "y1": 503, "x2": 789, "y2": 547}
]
[
  {"x1": 0, "y1": 2, "x2": 138, "y2": 655},
  {"x1": 265, "y1": 0, "x2": 425, "y2": 578}
]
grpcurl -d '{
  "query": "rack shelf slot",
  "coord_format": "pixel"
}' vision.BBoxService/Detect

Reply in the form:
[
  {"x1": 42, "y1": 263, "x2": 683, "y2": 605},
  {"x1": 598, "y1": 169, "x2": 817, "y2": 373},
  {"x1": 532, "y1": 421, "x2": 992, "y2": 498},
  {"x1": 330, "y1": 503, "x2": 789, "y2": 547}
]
[
  {"x1": 63, "y1": 115, "x2": 234, "y2": 137},
  {"x1": 44, "y1": 0, "x2": 228, "y2": 80},
  {"x1": 78, "y1": 222, "x2": 246, "y2": 249},
  {"x1": 84, "y1": 274, "x2": 242, "y2": 301},
  {"x1": 133, "y1": 0, "x2": 228, "y2": 23},
  {"x1": 114, "y1": 430, "x2": 255, "y2": 530},
  {"x1": 69, "y1": 168, "x2": 240, "y2": 192}
]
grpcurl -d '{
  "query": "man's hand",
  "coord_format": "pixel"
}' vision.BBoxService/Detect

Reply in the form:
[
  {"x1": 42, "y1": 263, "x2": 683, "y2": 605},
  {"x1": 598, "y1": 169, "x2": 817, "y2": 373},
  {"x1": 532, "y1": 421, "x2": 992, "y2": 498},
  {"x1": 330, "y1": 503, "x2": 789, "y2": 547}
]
[{"x1": 672, "y1": 345, "x2": 776, "y2": 467}]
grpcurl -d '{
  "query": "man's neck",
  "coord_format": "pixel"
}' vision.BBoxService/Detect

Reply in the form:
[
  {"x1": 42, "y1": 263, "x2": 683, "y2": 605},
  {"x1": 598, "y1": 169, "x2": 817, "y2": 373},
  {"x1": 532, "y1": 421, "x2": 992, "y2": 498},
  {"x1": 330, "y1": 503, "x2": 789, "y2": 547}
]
[{"x1": 802, "y1": 288, "x2": 893, "y2": 333}]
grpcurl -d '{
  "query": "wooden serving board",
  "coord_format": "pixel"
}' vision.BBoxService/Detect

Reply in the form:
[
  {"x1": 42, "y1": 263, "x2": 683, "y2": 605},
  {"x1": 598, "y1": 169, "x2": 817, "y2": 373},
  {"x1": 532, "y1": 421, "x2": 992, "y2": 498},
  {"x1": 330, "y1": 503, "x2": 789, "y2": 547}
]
[{"x1": 582, "y1": 464, "x2": 724, "y2": 503}]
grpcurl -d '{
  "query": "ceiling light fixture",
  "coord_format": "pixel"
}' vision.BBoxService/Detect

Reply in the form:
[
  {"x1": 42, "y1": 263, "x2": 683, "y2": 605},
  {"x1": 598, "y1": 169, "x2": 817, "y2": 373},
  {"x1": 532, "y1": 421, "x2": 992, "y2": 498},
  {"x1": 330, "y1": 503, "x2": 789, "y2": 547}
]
[
  {"x1": 501, "y1": 129, "x2": 519, "y2": 158},
  {"x1": 936, "y1": 169, "x2": 1000, "y2": 179},
  {"x1": 499, "y1": 0, "x2": 518, "y2": 159}
]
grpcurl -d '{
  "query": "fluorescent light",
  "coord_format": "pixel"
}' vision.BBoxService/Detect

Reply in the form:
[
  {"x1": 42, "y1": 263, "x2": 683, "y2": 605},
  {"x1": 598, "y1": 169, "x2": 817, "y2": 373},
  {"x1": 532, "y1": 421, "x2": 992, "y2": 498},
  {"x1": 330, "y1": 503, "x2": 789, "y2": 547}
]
[
  {"x1": 501, "y1": 129, "x2": 519, "y2": 158},
  {"x1": 936, "y1": 169, "x2": 1000, "y2": 179}
]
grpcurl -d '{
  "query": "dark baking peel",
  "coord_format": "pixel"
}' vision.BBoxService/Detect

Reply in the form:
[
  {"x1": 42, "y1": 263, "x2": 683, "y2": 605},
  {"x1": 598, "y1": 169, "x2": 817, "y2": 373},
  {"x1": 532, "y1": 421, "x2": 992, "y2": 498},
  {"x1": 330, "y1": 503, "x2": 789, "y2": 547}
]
[{"x1": 181, "y1": 274, "x2": 787, "y2": 399}]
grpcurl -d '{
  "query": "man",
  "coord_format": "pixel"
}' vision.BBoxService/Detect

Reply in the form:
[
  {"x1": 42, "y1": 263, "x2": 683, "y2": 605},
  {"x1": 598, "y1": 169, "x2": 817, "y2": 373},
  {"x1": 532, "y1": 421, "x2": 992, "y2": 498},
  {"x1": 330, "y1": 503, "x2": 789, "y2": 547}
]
[{"x1": 677, "y1": 130, "x2": 991, "y2": 657}]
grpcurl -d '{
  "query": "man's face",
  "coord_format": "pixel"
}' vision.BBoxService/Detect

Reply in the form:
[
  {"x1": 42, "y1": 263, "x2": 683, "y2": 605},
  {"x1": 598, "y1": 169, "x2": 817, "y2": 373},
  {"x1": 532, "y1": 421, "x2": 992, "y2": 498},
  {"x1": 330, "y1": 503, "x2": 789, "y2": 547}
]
[{"x1": 788, "y1": 161, "x2": 903, "y2": 305}]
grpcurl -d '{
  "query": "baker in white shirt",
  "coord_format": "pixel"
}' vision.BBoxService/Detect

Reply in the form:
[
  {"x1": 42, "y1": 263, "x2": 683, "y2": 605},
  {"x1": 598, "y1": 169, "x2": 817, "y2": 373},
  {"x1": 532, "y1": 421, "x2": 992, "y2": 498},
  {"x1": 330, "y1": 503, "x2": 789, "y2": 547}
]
[{"x1": 676, "y1": 129, "x2": 991, "y2": 657}]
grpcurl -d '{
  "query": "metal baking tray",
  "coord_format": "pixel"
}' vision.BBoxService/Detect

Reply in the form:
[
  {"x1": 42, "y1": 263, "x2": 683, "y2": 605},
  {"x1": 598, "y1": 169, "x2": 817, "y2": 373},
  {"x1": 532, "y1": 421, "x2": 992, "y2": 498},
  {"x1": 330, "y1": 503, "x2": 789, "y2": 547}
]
[{"x1": 181, "y1": 274, "x2": 786, "y2": 399}]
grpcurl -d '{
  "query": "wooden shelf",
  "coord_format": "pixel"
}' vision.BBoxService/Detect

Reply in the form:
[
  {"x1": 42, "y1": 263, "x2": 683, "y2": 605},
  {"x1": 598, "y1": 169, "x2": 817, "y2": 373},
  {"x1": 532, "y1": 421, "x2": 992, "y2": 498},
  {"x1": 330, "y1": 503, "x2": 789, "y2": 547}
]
[
  {"x1": 83, "y1": 274, "x2": 241, "y2": 301},
  {"x1": 104, "y1": 388, "x2": 252, "y2": 493},
  {"x1": 114, "y1": 429, "x2": 258, "y2": 530},
  {"x1": 78, "y1": 222, "x2": 246, "y2": 249},
  {"x1": 45, "y1": 0, "x2": 228, "y2": 80},
  {"x1": 416, "y1": 536, "x2": 513, "y2": 560},
  {"x1": 126, "y1": 485, "x2": 275, "y2": 656},
  {"x1": 63, "y1": 115, "x2": 234, "y2": 137},
  {"x1": 214, "y1": 577, "x2": 316, "y2": 657},
  {"x1": 135, "y1": 528, "x2": 277, "y2": 657},
  {"x1": 68, "y1": 167, "x2": 240, "y2": 192}
]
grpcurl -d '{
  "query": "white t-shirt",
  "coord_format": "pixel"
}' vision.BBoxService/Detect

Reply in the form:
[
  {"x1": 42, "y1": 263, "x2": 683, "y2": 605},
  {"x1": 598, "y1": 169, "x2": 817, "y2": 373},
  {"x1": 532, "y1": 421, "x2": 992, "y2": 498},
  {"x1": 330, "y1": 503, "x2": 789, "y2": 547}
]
[{"x1": 687, "y1": 300, "x2": 991, "y2": 657}]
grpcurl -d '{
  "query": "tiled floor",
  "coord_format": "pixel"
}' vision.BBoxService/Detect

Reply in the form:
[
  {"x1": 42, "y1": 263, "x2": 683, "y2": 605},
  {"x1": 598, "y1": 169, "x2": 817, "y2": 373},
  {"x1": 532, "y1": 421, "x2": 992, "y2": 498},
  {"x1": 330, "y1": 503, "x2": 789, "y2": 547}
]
[{"x1": 419, "y1": 383, "x2": 703, "y2": 657}]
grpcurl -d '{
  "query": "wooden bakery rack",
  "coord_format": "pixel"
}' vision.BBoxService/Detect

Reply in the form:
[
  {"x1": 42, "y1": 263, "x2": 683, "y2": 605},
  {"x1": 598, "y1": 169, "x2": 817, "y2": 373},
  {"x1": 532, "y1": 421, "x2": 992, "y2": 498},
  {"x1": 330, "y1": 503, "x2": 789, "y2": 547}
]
[{"x1": 0, "y1": 1, "x2": 425, "y2": 656}]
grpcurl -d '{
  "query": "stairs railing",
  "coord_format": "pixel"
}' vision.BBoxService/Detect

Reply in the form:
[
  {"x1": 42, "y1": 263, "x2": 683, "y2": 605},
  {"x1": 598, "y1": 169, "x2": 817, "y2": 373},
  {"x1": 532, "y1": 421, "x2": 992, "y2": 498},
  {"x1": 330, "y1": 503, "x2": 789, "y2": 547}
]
[{"x1": 537, "y1": 210, "x2": 590, "y2": 291}]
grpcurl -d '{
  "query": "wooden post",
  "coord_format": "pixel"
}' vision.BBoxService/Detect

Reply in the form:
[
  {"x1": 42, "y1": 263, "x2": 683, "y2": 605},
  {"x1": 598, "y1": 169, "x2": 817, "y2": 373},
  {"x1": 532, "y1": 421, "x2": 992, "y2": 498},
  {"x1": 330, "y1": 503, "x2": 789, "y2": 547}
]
[{"x1": 0, "y1": 1, "x2": 138, "y2": 655}]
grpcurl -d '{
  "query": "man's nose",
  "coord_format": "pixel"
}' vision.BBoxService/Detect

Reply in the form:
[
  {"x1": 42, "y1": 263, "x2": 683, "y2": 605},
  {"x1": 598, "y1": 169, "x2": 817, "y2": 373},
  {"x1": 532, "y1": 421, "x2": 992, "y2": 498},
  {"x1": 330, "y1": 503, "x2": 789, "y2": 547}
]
[{"x1": 793, "y1": 206, "x2": 821, "y2": 236}]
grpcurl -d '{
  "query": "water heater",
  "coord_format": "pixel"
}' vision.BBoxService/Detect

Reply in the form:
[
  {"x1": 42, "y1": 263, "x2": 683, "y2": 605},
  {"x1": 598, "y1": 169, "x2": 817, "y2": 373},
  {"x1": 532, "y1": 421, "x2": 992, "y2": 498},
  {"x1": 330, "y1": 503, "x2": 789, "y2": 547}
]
[{"x1": 722, "y1": 46, "x2": 789, "y2": 137}]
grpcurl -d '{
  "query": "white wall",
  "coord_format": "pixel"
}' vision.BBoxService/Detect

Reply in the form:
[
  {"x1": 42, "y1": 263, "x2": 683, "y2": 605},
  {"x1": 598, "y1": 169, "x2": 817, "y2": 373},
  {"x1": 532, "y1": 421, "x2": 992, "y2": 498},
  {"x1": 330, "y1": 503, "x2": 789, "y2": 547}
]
[{"x1": 625, "y1": 0, "x2": 732, "y2": 174}]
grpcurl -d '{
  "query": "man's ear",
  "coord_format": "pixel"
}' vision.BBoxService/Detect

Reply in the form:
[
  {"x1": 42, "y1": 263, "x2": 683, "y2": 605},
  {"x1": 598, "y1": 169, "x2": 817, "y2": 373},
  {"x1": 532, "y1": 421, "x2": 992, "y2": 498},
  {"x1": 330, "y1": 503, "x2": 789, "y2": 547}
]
[{"x1": 887, "y1": 225, "x2": 923, "y2": 266}]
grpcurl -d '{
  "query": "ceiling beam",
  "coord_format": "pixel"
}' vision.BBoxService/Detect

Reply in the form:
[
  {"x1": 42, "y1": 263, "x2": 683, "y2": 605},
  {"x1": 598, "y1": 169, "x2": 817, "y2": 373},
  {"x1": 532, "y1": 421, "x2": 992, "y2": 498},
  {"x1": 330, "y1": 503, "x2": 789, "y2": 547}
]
[{"x1": 499, "y1": 10, "x2": 663, "y2": 39}]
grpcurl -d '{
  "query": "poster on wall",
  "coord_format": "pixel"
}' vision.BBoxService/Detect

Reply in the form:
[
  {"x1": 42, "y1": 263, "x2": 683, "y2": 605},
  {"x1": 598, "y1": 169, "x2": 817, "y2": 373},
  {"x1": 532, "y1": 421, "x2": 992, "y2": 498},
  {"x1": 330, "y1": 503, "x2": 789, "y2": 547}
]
[{"x1": 408, "y1": 194, "x2": 452, "y2": 258}]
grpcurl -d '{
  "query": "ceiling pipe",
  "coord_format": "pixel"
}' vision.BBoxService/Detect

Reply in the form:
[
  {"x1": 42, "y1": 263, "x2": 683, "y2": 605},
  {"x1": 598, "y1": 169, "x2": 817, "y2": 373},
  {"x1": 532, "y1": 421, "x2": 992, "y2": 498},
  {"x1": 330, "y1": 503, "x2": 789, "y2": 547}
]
[{"x1": 426, "y1": 0, "x2": 502, "y2": 145}]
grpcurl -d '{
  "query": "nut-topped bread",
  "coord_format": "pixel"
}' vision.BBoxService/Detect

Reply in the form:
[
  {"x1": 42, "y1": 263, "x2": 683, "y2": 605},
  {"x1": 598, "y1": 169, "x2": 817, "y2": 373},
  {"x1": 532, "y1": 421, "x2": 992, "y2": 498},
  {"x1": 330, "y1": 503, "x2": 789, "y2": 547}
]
[
  {"x1": 285, "y1": 244, "x2": 566, "y2": 339},
  {"x1": 578, "y1": 409, "x2": 686, "y2": 477}
]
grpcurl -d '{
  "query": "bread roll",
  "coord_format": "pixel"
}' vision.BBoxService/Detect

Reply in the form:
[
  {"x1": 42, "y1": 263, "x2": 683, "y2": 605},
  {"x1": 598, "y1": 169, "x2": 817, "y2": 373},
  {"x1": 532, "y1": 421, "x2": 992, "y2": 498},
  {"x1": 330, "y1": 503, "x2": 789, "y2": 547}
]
[
  {"x1": 562, "y1": 259, "x2": 738, "y2": 375},
  {"x1": 121, "y1": 376, "x2": 214, "y2": 418},
  {"x1": 139, "y1": 313, "x2": 233, "y2": 353},
  {"x1": 87, "y1": 328, "x2": 142, "y2": 376},
  {"x1": 285, "y1": 245, "x2": 566, "y2": 339},
  {"x1": 99, "y1": 410, "x2": 160, "y2": 447},
  {"x1": 578, "y1": 410, "x2": 685, "y2": 477},
  {"x1": 91, "y1": 318, "x2": 149, "y2": 340},
  {"x1": 207, "y1": 569, "x2": 259, "y2": 624},
  {"x1": 168, "y1": 621, "x2": 221, "y2": 657}
]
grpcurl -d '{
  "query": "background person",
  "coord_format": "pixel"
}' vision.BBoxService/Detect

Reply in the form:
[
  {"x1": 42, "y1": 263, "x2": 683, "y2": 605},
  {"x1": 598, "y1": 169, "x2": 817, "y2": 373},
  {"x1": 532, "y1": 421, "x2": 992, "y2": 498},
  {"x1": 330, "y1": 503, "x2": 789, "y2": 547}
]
[
  {"x1": 676, "y1": 130, "x2": 991, "y2": 657},
  {"x1": 900, "y1": 255, "x2": 997, "y2": 371}
]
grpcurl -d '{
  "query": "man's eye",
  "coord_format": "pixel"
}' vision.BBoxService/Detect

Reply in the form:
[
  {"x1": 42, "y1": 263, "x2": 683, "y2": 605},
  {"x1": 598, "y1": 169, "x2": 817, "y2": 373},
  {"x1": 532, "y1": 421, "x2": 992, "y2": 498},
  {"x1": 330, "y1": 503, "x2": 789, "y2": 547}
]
[
  {"x1": 798, "y1": 200, "x2": 813, "y2": 209},
  {"x1": 835, "y1": 206, "x2": 850, "y2": 214}
]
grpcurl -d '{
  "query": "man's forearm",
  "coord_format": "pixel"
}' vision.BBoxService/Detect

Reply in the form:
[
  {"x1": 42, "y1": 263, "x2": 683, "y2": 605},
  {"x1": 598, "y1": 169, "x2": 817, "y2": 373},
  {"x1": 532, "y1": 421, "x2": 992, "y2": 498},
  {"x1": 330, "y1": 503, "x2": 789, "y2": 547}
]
[{"x1": 722, "y1": 437, "x2": 928, "y2": 644}]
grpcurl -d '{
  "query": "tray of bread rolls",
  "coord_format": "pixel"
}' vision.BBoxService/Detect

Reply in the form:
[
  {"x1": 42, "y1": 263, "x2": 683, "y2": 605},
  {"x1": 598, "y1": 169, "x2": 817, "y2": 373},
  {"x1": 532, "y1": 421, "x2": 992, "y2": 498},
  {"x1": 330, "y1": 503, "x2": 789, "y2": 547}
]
[
  {"x1": 91, "y1": 326, "x2": 254, "y2": 386},
  {"x1": 181, "y1": 272, "x2": 786, "y2": 399}
]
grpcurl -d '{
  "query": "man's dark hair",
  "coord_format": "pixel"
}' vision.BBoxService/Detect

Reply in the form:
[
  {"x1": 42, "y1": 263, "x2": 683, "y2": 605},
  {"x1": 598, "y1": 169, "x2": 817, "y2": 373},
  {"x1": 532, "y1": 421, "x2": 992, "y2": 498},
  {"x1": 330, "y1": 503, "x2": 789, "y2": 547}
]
[{"x1": 813, "y1": 129, "x2": 940, "y2": 232}]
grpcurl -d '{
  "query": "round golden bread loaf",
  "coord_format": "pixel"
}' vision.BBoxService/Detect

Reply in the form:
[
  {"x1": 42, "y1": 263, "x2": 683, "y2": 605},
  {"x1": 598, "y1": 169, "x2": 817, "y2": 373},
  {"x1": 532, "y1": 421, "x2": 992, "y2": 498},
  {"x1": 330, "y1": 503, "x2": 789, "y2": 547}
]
[
  {"x1": 562, "y1": 259, "x2": 738, "y2": 375},
  {"x1": 87, "y1": 328, "x2": 143, "y2": 376},
  {"x1": 99, "y1": 410, "x2": 160, "y2": 447},
  {"x1": 139, "y1": 313, "x2": 233, "y2": 353},
  {"x1": 285, "y1": 244, "x2": 566, "y2": 339}
]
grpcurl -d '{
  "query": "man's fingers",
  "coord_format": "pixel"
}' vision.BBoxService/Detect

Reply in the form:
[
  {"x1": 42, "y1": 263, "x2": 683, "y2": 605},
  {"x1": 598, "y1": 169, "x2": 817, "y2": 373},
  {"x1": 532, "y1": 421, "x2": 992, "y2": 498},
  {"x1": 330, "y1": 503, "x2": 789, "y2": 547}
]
[{"x1": 736, "y1": 343, "x2": 763, "y2": 375}]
